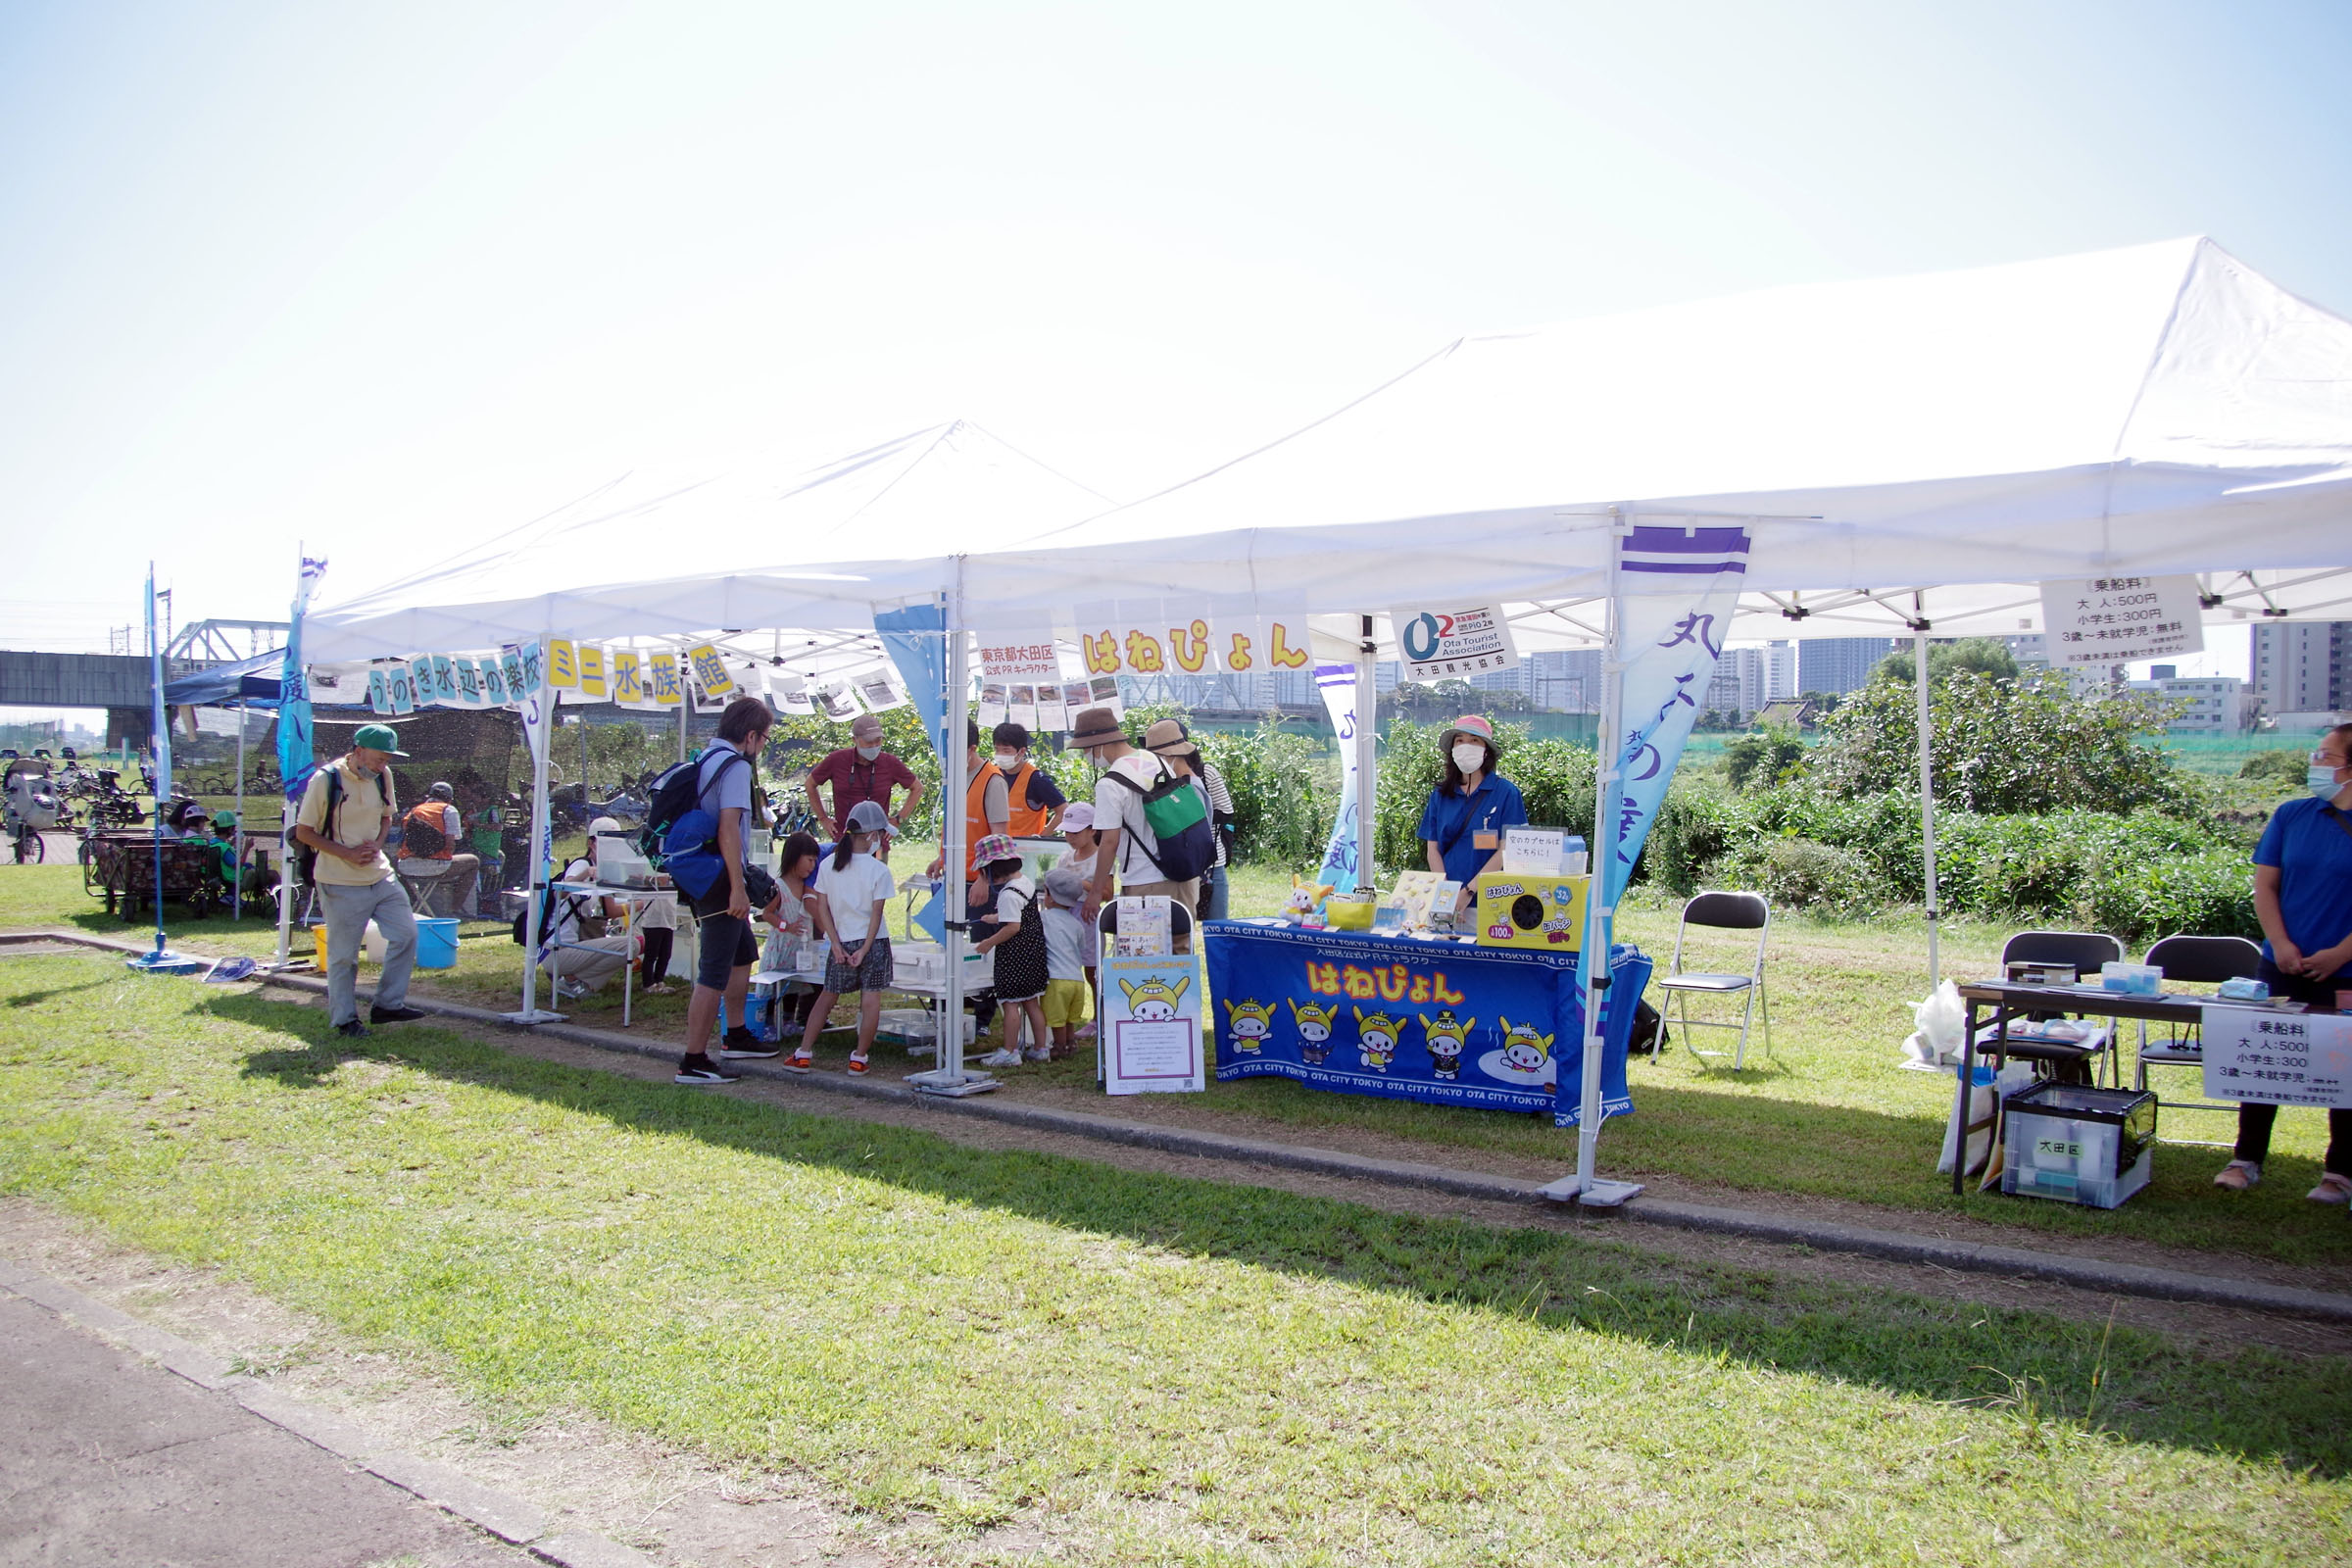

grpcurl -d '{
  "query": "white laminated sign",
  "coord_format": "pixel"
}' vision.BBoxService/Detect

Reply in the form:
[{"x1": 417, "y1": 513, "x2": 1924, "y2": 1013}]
[{"x1": 2037, "y1": 575, "x2": 2204, "y2": 666}]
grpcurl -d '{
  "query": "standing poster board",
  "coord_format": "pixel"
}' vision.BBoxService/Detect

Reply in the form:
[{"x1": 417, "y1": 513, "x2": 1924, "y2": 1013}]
[
  {"x1": 1103, "y1": 953, "x2": 1204, "y2": 1095},
  {"x1": 2202, "y1": 1007, "x2": 2352, "y2": 1107}
]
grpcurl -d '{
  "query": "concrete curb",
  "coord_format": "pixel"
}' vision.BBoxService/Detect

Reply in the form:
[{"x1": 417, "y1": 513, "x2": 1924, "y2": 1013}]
[
  {"x1": 0, "y1": 1248, "x2": 642, "y2": 1559},
  {"x1": 13, "y1": 927, "x2": 2352, "y2": 1323}
]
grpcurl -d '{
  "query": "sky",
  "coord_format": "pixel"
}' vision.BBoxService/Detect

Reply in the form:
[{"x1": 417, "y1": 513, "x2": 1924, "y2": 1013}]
[{"x1": 4, "y1": 0, "x2": 2349, "y2": 707}]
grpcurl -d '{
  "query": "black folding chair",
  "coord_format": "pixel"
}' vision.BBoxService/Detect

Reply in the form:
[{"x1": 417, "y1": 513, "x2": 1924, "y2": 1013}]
[
  {"x1": 1654, "y1": 891, "x2": 1772, "y2": 1070},
  {"x1": 2132, "y1": 933, "x2": 2261, "y2": 1137},
  {"x1": 1981, "y1": 930, "x2": 2126, "y2": 1085}
]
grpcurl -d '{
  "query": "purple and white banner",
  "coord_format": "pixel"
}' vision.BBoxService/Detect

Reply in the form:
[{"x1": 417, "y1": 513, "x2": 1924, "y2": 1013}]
[{"x1": 1596, "y1": 522, "x2": 1752, "y2": 904}]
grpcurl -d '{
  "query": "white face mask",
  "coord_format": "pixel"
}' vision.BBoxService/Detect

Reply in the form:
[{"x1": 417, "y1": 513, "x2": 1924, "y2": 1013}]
[
  {"x1": 855, "y1": 745, "x2": 881, "y2": 761},
  {"x1": 1451, "y1": 743, "x2": 1487, "y2": 774},
  {"x1": 2312, "y1": 760, "x2": 2347, "y2": 802},
  {"x1": 995, "y1": 751, "x2": 1020, "y2": 768}
]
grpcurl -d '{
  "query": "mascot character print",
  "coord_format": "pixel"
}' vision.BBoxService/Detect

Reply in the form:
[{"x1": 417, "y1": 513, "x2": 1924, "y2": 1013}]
[
  {"x1": 1352, "y1": 1007, "x2": 1405, "y2": 1071},
  {"x1": 1419, "y1": 1009, "x2": 1474, "y2": 1080},
  {"x1": 1222, "y1": 998, "x2": 1276, "y2": 1055},
  {"x1": 1120, "y1": 974, "x2": 1192, "y2": 1021},
  {"x1": 1287, "y1": 998, "x2": 1341, "y2": 1064}
]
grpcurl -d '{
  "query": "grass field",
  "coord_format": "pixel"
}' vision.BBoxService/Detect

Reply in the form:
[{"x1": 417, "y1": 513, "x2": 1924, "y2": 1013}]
[
  {"x1": 7, "y1": 840, "x2": 2347, "y2": 1270},
  {"x1": 2, "y1": 954, "x2": 2347, "y2": 1565}
]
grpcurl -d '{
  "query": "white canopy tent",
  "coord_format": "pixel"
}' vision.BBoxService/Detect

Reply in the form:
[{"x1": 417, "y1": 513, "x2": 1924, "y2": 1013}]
[{"x1": 304, "y1": 236, "x2": 2352, "y2": 1176}]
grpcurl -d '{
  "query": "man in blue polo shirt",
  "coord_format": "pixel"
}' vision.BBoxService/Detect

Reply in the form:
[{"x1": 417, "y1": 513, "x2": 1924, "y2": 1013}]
[
  {"x1": 2214, "y1": 721, "x2": 2352, "y2": 1201},
  {"x1": 1416, "y1": 714, "x2": 1527, "y2": 913}
]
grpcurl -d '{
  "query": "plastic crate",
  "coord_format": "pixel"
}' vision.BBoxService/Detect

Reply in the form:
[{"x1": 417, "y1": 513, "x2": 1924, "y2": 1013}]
[{"x1": 1999, "y1": 1083, "x2": 2157, "y2": 1208}]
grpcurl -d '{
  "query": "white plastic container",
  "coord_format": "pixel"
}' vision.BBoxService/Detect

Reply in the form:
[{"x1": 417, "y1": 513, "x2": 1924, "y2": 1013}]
[{"x1": 2100, "y1": 961, "x2": 2163, "y2": 997}]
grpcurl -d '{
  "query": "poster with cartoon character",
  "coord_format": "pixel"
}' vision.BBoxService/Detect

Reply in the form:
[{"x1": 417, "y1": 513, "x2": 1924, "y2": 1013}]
[
  {"x1": 1204, "y1": 923, "x2": 1651, "y2": 1121},
  {"x1": 1104, "y1": 954, "x2": 1204, "y2": 1095}
]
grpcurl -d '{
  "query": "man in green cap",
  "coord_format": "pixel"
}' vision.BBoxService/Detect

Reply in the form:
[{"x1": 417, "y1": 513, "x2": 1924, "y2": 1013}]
[{"x1": 292, "y1": 723, "x2": 427, "y2": 1036}]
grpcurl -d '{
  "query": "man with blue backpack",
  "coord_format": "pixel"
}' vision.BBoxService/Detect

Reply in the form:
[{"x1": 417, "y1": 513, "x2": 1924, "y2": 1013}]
[{"x1": 644, "y1": 695, "x2": 776, "y2": 1085}]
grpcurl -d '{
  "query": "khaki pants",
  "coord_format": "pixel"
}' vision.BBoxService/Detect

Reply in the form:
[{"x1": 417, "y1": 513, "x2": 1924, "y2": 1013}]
[{"x1": 1118, "y1": 878, "x2": 1199, "y2": 954}]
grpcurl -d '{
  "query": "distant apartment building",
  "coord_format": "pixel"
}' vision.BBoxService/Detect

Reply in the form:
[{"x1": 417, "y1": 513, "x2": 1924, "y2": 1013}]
[
  {"x1": 1705, "y1": 646, "x2": 1767, "y2": 717},
  {"x1": 2127, "y1": 673, "x2": 2253, "y2": 734},
  {"x1": 2251, "y1": 622, "x2": 2350, "y2": 725},
  {"x1": 1795, "y1": 637, "x2": 1897, "y2": 697},
  {"x1": 1760, "y1": 640, "x2": 1798, "y2": 705}
]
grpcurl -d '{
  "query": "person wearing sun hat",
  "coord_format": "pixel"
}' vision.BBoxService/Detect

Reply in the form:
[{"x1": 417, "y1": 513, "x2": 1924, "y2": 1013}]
[
  {"x1": 1145, "y1": 717, "x2": 1236, "y2": 920},
  {"x1": 1417, "y1": 713, "x2": 1527, "y2": 912},
  {"x1": 292, "y1": 722, "x2": 425, "y2": 1036}
]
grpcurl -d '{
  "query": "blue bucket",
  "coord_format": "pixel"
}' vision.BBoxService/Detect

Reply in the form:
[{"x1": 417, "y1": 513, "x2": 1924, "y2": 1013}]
[{"x1": 416, "y1": 917, "x2": 460, "y2": 969}]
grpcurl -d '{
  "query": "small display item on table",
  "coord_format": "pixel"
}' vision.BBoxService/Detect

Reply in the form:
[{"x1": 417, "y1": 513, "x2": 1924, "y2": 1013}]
[{"x1": 1472, "y1": 871, "x2": 1590, "y2": 950}]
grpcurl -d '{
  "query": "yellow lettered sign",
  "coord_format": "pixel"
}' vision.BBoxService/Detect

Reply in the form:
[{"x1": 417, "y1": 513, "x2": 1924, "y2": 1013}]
[
  {"x1": 576, "y1": 643, "x2": 608, "y2": 700},
  {"x1": 547, "y1": 637, "x2": 578, "y2": 689},
  {"x1": 687, "y1": 643, "x2": 732, "y2": 698},
  {"x1": 650, "y1": 652, "x2": 683, "y2": 707},
  {"x1": 611, "y1": 649, "x2": 644, "y2": 706}
]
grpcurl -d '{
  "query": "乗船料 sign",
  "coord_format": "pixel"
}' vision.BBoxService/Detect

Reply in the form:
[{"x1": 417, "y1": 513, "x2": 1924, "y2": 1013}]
[
  {"x1": 2037, "y1": 575, "x2": 2204, "y2": 666},
  {"x1": 2202, "y1": 1007, "x2": 2352, "y2": 1108}
]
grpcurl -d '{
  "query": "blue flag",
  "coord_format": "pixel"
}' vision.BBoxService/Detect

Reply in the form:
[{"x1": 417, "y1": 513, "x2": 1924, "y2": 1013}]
[{"x1": 277, "y1": 556, "x2": 326, "y2": 802}]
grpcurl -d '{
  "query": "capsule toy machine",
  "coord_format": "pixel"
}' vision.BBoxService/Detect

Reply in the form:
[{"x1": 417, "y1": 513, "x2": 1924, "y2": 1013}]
[{"x1": 1471, "y1": 872, "x2": 1589, "y2": 951}]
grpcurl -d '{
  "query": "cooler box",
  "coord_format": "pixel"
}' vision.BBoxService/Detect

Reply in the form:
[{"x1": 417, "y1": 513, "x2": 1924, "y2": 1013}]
[
  {"x1": 1472, "y1": 872, "x2": 1589, "y2": 951},
  {"x1": 415, "y1": 917, "x2": 460, "y2": 969},
  {"x1": 2000, "y1": 1083, "x2": 2156, "y2": 1208}
]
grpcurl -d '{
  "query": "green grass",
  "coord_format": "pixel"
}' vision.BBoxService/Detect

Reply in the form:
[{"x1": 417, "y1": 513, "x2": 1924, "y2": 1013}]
[
  {"x1": 10, "y1": 845, "x2": 2348, "y2": 1268},
  {"x1": 2, "y1": 955, "x2": 2347, "y2": 1565}
]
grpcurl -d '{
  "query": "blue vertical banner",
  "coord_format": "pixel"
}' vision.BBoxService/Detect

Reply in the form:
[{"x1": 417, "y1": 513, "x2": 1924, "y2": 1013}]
[
  {"x1": 277, "y1": 555, "x2": 327, "y2": 804},
  {"x1": 1313, "y1": 662, "x2": 1361, "y2": 890},
  {"x1": 1597, "y1": 523, "x2": 1752, "y2": 903},
  {"x1": 874, "y1": 601, "x2": 949, "y2": 764}
]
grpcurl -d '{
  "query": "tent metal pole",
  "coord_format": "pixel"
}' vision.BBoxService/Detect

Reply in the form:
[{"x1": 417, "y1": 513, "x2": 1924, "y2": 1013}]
[
  {"x1": 1551, "y1": 509, "x2": 1641, "y2": 1206},
  {"x1": 1354, "y1": 616, "x2": 1377, "y2": 892},
  {"x1": 1913, "y1": 622, "x2": 1940, "y2": 987},
  {"x1": 232, "y1": 703, "x2": 245, "y2": 921},
  {"x1": 677, "y1": 699, "x2": 688, "y2": 765},
  {"x1": 910, "y1": 564, "x2": 994, "y2": 1095},
  {"x1": 506, "y1": 661, "x2": 562, "y2": 1023}
]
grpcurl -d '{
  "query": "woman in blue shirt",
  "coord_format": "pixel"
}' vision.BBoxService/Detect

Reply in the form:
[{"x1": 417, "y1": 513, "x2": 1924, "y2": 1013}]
[
  {"x1": 1417, "y1": 714, "x2": 1527, "y2": 915},
  {"x1": 2215, "y1": 721, "x2": 2352, "y2": 1201}
]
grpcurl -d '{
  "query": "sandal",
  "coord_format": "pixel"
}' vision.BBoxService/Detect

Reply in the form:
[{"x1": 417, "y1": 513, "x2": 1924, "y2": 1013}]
[
  {"x1": 2213, "y1": 1159, "x2": 2261, "y2": 1192},
  {"x1": 2308, "y1": 1172, "x2": 2352, "y2": 1204},
  {"x1": 847, "y1": 1051, "x2": 869, "y2": 1074}
]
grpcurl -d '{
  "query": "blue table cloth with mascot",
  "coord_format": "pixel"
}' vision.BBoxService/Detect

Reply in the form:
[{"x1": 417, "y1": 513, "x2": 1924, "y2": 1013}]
[{"x1": 1203, "y1": 921, "x2": 1651, "y2": 1126}]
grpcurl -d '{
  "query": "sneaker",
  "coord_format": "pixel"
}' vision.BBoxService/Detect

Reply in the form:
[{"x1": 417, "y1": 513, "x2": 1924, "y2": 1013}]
[
  {"x1": 1023, "y1": 1046, "x2": 1053, "y2": 1063},
  {"x1": 673, "y1": 1056, "x2": 738, "y2": 1086},
  {"x1": 718, "y1": 1042, "x2": 782, "y2": 1060},
  {"x1": 978, "y1": 1048, "x2": 1022, "y2": 1068},
  {"x1": 553, "y1": 980, "x2": 591, "y2": 1001},
  {"x1": 369, "y1": 1004, "x2": 428, "y2": 1024},
  {"x1": 2214, "y1": 1159, "x2": 2261, "y2": 1191},
  {"x1": 722, "y1": 1026, "x2": 761, "y2": 1049},
  {"x1": 782, "y1": 1050, "x2": 813, "y2": 1072},
  {"x1": 2308, "y1": 1173, "x2": 2352, "y2": 1204},
  {"x1": 334, "y1": 1020, "x2": 369, "y2": 1039},
  {"x1": 846, "y1": 1051, "x2": 870, "y2": 1075}
]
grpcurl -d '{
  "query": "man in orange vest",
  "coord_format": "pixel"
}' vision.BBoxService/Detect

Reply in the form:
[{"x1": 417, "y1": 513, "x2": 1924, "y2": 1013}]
[
  {"x1": 990, "y1": 721, "x2": 1066, "y2": 839},
  {"x1": 928, "y1": 717, "x2": 1009, "y2": 880}
]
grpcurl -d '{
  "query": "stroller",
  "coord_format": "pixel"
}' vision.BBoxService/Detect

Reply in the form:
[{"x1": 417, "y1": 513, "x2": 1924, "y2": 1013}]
[{"x1": 3, "y1": 758, "x2": 66, "y2": 863}]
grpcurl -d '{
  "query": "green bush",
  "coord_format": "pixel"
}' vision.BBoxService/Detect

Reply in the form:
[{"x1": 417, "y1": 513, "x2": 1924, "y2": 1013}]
[
  {"x1": 2238, "y1": 749, "x2": 2309, "y2": 782},
  {"x1": 1810, "y1": 668, "x2": 2200, "y2": 816},
  {"x1": 1723, "y1": 725, "x2": 1808, "y2": 792},
  {"x1": 1740, "y1": 837, "x2": 1882, "y2": 918},
  {"x1": 1195, "y1": 719, "x2": 1338, "y2": 870}
]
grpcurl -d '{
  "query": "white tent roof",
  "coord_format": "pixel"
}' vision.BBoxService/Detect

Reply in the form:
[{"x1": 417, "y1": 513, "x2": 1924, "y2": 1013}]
[
  {"x1": 308, "y1": 239, "x2": 2352, "y2": 666},
  {"x1": 306, "y1": 421, "x2": 1111, "y2": 660},
  {"x1": 956, "y1": 237, "x2": 2352, "y2": 627}
]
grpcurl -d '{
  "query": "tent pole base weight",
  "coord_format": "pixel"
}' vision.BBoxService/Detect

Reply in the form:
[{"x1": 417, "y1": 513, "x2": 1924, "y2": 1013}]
[
  {"x1": 124, "y1": 951, "x2": 205, "y2": 976},
  {"x1": 1537, "y1": 1174, "x2": 1645, "y2": 1207},
  {"x1": 500, "y1": 1007, "x2": 566, "y2": 1025},
  {"x1": 906, "y1": 1068, "x2": 1000, "y2": 1097}
]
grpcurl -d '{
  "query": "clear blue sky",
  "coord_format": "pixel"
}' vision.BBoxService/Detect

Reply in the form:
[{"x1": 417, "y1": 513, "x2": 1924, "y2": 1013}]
[{"x1": 3, "y1": 0, "x2": 2347, "y2": 687}]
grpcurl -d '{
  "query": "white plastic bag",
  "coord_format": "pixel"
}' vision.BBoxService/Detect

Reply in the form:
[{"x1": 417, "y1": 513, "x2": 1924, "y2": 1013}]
[
  {"x1": 1909, "y1": 980, "x2": 1965, "y2": 1066},
  {"x1": 1937, "y1": 1060, "x2": 2034, "y2": 1175}
]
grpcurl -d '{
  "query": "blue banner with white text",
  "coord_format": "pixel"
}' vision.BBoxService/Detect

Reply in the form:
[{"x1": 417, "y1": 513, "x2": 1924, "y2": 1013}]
[{"x1": 1206, "y1": 921, "x2": 1649, "y2": 1120}]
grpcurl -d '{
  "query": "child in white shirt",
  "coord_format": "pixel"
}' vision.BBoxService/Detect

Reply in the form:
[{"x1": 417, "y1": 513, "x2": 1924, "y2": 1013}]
[{"x1": 1037, "y1": 864, "x2": 1095, "y2": 1058}]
